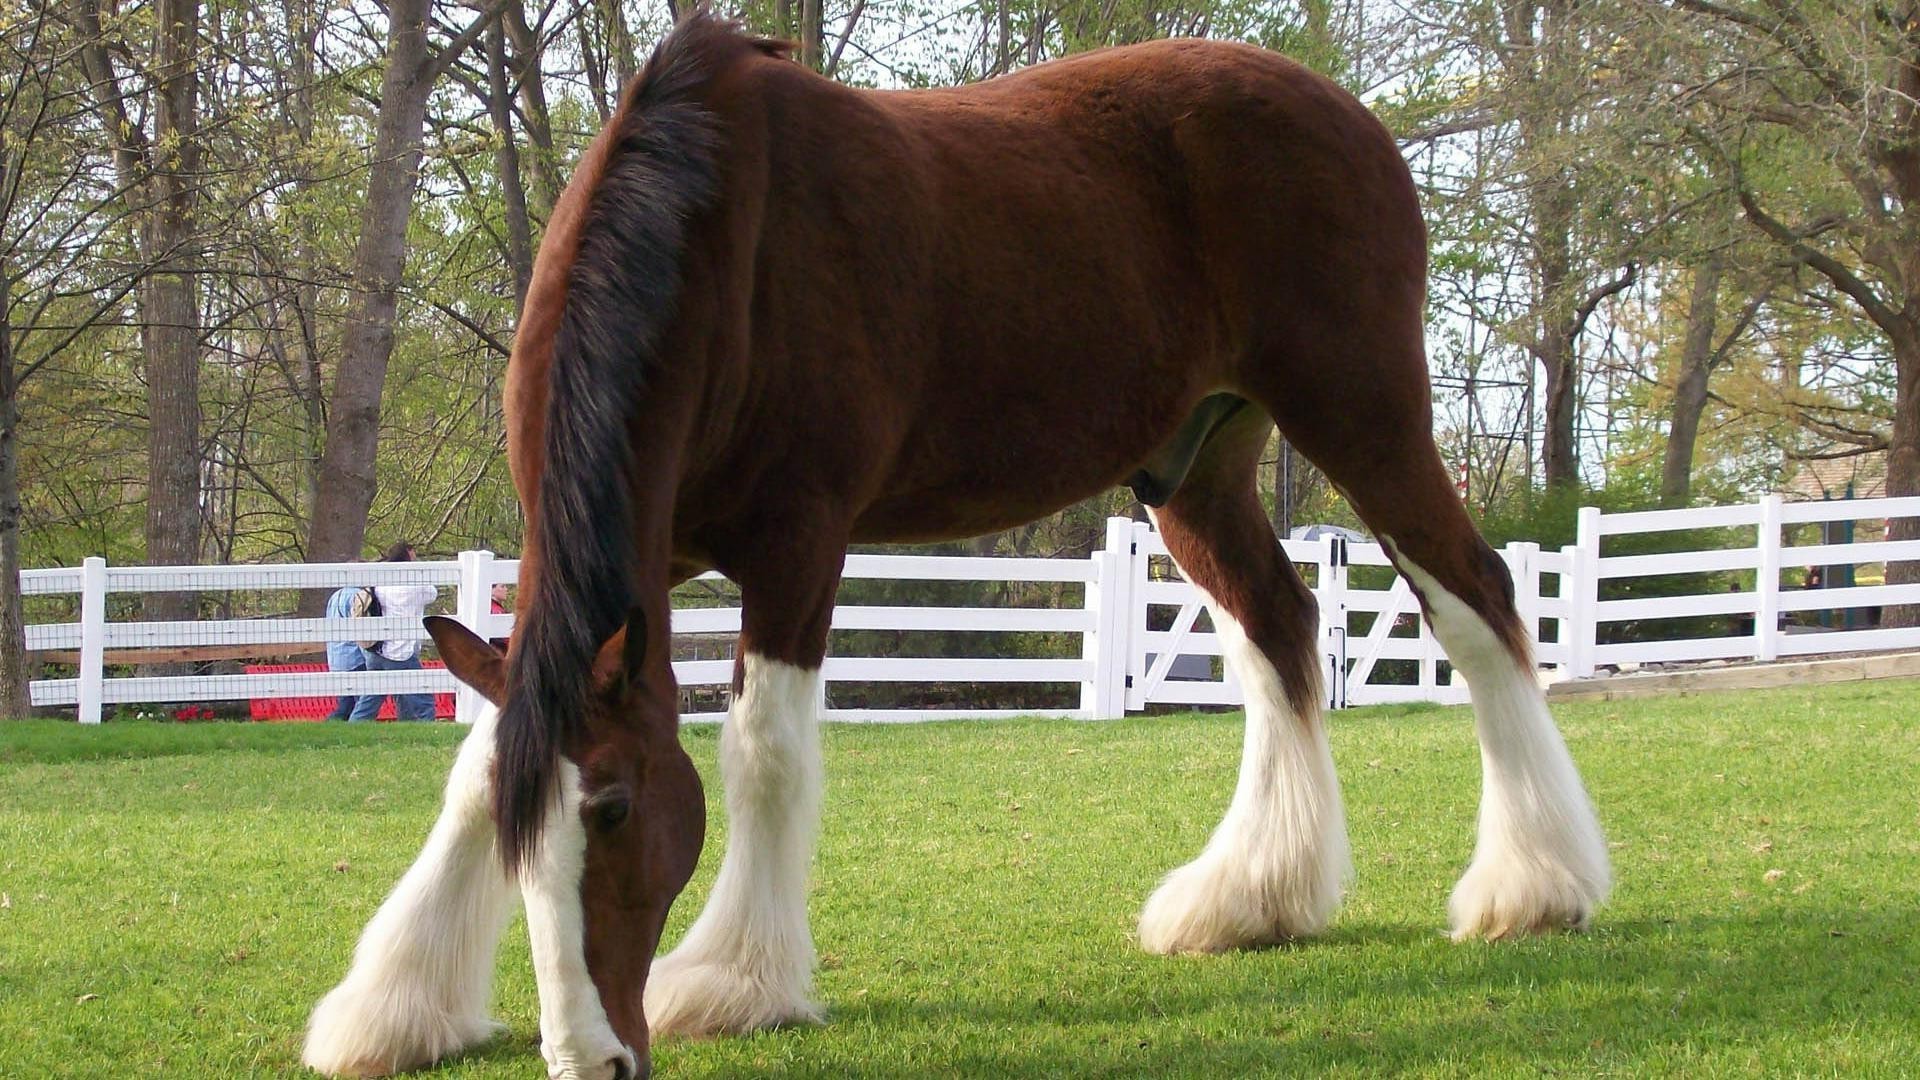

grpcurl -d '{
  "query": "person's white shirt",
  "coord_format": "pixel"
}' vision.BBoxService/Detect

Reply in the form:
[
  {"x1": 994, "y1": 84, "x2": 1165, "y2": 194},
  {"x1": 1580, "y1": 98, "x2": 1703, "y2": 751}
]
[{"x1": 372, "y1": 583, "x2": 439, "y2": 662}]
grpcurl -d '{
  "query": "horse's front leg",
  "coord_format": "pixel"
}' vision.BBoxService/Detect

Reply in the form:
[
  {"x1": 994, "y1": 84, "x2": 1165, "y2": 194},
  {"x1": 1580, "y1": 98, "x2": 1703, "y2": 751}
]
[
  {"x1": 644, "y1": 554, "x2": 841, "y2": 1038},
  {"x1": 304, "y1": 705, "x2": 519, "y2": 1076}
]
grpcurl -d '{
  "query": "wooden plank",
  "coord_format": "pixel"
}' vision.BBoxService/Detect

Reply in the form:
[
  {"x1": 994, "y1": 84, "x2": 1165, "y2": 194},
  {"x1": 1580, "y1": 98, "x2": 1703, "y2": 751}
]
[
  {"x1": 1778, "y1": 495, "x2": 1920, "y2": 524},
  {"x1": 840, "y1": 553, "x2": 1096, "y2": 583},
  {"x1": 103, "y1": 562, "x2": 459, "y2": 592},
  {"x1": 1591, "y1": 636, "x2": 1754, "y2": 665},
  {"x1": 1597, "y1": 503, "x2": 1759, "y2": 535},
  {"x1": 1777, "y1": 539, "x2": 1920, "y2": 567},
  {"x1": 32, "y1": 643, "x2": 329, "y2": 665},
  {"x1": 1595, "y1": 591, "x2": 1757, "y2": 621}
]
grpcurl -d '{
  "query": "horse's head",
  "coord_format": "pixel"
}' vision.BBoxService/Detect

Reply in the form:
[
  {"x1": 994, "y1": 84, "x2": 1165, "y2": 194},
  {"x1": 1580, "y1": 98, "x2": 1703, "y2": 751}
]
[{"x1": 428, "y1": 613, "x2": 704, "y2": 1080}]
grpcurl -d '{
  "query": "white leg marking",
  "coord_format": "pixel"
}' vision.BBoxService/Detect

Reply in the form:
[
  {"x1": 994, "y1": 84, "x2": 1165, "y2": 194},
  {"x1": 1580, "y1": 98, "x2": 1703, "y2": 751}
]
[
  {"x1": 1138, "y1": 599, "x2": 1350, "y2": 954},
  {"x1": 644, "y1": 656, "x2": 824, "y2": 1038},
  {"x1": 524, "y1": 760, "x2": 638, "y2": 1080},
  {"x1": 305, "y1": 704, "x2": 519, "y2": 1077},
  {"x1": 1395, "y1": 556, "x2": 1611, "y2": 940}
]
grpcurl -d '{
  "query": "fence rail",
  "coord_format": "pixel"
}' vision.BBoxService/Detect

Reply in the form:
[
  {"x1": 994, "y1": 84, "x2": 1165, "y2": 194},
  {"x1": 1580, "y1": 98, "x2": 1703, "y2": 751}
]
[{"x1": 21, "y1": 493, "x2": 1920, "y2": 724}]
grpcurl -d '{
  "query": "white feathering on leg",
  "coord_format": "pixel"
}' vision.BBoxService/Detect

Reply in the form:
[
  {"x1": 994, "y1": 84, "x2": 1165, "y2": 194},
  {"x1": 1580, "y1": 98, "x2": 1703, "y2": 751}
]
[
  {"x1": 1392, "y1": 556, "x2": 1610, "y2": 941},
  {"x1": 304, "y1": 705, "x2": 518, "y2": 1077},
  {"x1": 1138, "y1": 603, "x2": 1350, "y2": 954},
  {"x1": 644, "y1": 655, "x2": 825, "y2": 1037}
]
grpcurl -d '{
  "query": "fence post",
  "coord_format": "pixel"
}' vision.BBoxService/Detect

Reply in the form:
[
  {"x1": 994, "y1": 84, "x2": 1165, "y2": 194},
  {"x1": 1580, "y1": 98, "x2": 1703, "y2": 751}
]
[
  {"x1": 453, "y1": 550, "x2": 494, "y2": 724},
  {"x1": 1755, "y1": 494, "x2": 1783, "y2": 662},
  {"x1": 1571, "y1": 507, "x2": 1602, "y2": 678},
  {"x1": 1081, "y1": 517, "x2": 1134, "y2": 719},
  {"x1": 1509, "y1": 542, "x2": 1541, "y2": 664},
  {"x1": 1557, "y1": 543, "x2": 1580, "y2": 675},
  {"x1": 1319, "y1": 535, "x2": 1347, "y2": 709},
  {"x1": 1130, "y1": 520, "x2": 1157, "y2": 710},
  {"x1": 77, "y1": 556, "x2": 106, "y2": 724}
]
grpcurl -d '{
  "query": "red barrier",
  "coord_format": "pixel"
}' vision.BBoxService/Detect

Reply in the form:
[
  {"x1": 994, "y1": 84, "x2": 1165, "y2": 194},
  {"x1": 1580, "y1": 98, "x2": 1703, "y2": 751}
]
[{"x1": 245, "y1": 661, "x2": 455, "y2": 721}]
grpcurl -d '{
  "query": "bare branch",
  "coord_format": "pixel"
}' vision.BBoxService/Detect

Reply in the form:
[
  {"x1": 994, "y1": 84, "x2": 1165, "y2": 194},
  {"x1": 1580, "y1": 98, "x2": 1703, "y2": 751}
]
[{"x1": 1738, "y1": 189, "x2": 1908, "y2": 343}]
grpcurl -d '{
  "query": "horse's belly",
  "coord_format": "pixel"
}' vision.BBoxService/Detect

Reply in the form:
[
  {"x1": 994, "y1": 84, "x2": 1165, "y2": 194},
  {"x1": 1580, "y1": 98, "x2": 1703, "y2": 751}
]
[{"x1": 848, "y1": 396, "x2": 1192, "y2": 543}]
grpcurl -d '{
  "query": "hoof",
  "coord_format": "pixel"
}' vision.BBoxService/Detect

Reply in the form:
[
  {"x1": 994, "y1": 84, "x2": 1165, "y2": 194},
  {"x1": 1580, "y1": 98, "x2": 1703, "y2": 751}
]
[
  {"x1": 541, "y1": 1039, "x2": 640, "y2": 1080},
  {"x1": 643, "y1": 952, "x2": 822, "y2": 1039},
  {"x1": 1137, "y1": 847, "x2": 1343, "y2": 955},
  {"x1": 1447, "y1": 845, "x2": 1609, "y2": 942},
  {"x1": 303, "y1": 979, "x2": 500, "y2": 1077}
]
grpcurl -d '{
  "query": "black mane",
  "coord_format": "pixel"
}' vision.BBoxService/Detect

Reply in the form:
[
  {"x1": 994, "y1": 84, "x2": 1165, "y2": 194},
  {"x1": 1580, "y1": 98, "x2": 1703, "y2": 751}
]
[{"x1": 492, "y1": 13, "x2": 749, "y2": 872}]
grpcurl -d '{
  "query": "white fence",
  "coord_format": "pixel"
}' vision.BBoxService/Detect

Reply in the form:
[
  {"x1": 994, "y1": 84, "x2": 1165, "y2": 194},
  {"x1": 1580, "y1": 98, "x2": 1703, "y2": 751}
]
[
  {"x1": 1566, "y1": 494, "x2": 1920, "y2": 671},
  {"x1": 21, "y1": 493, "x2": 1920, "y2": 724}
]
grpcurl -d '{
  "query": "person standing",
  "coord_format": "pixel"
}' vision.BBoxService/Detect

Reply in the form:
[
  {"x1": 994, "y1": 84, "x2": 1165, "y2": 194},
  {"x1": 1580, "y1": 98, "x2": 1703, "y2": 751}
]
[
  {"x1": 349, "y1": 542, "x2": 440, "y2": 722},
  {"x1": 323, "y1": 583, "x2": 367, "y2": 720},
  {"x1": 488, "y1": 580, "x2": 513, "y2": 651}
]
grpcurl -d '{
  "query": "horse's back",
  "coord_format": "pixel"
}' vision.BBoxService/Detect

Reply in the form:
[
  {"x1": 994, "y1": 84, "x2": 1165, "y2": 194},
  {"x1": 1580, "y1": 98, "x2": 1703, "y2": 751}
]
[
  {"x1": 734, "y1": 37, "x2": 1422, "y2": 357},
  {"x1": 682, "y1": 33, "x2": 1429, "y2": 541}
]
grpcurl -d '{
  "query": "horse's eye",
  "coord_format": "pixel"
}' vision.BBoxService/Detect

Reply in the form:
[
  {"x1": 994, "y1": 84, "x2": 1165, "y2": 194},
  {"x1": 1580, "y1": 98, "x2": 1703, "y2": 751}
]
[{"x1": 585, "y1": 789, "x2": 631, "y2": 831}]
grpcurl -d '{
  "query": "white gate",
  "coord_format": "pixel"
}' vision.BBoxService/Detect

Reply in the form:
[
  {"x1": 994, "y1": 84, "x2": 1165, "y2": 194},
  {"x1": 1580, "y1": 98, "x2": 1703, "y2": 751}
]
[
  {"x1": 1125, "y1": 522, "x2": 1356, "y2": 711},
  {"x1": 1123, "y1": 521, "x2": 1546, "y2": 711}
]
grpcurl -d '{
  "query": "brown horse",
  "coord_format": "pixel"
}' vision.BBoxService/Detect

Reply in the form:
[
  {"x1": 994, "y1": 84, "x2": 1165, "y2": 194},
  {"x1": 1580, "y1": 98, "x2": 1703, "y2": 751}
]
[{"x1": 304, "y1": 14, "x2": 1609, "y2": 1079}]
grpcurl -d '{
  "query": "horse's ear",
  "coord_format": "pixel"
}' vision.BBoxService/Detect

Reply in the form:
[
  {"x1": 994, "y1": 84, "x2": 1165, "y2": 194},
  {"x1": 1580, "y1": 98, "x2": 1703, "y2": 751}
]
[
  {"x1": 424, "y1": 616, "x2": 506, "y2": 705},
  {"x1": 589, "y1": 607, "x2": 650, "y2": 695}
]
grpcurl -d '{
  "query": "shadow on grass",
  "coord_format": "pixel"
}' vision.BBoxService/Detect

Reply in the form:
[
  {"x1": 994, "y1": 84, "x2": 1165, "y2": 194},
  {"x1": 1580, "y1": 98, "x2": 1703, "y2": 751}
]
[{"x1": 680, "y1": 909, "x2": 1917, "y2": 1077}]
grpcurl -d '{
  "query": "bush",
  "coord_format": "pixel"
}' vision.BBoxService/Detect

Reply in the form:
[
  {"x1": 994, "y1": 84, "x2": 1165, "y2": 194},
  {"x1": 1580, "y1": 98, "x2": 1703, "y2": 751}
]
[{"x1": 1474, "y1": 474, "x2": 1754, "y2": 648}]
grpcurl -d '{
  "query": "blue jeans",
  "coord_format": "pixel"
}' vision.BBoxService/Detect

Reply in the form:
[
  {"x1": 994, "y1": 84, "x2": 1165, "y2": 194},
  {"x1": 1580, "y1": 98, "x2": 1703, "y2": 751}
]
[
  {"x1": 349, "y1": 650, "x2": 435, "y2": 722},
  {"x1": 327, "y1": 647, "x2": 367, "y2": 720}
]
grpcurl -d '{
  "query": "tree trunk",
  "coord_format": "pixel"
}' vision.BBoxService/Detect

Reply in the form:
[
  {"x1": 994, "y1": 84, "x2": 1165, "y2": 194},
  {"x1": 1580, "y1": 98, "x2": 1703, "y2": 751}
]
[
  {"x1": 504, "y1": 0, "x2": 560, "y2": 218},
  {"x1": 487, "y1": 21, "x2": 534, "y2": 309},
  {"x1": 1884, "y1": 333, "x2": 1920, "y2": 627},
  {"x1": 0, "y1": 145, "x2": 31, "y2": 719},
  {"x1": 306, "y1": 0, "x2": 438, "y2": 569},
  {"x1": 142, "y1": 0, "x2": 204, "y2": 625},
  {"x1": 1271, "y1": 433, "x2": 1291, "y2": 539},
  {"x1": 1879, "y1": 36, "x2": 1920, "y2": 628},
  {"x1": 800, "y1": 0, "x2": 823, "y2": 70},
  {"x1": 994, "y1": 0, "x2": 1010, "y2": 75},
  {"x1": 281, "y1": 0, "x2": 329, "y2": 521},
  {"x1": 597, "y1": 0, "x2": 638, "y2": 90},
  {"x1": 1500, "y1": 0, "x2": 1588, "y2": 492},
  {"x1": 1531, "y1": 139, "x2": 1582, "y2": 489},
  {"x1": 1540, "y1": 330, "x2": 1578, "y2": 489},
  {"x1": 1661, "y1": 257, "x2": 1723, "y2": 508}
]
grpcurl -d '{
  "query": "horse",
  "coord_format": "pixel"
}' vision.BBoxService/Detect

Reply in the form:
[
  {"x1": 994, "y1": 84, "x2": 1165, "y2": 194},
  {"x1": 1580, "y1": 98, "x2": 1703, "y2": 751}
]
[{"x1": 303, "y1": 14, "x2": 1609, "y2": 1079}]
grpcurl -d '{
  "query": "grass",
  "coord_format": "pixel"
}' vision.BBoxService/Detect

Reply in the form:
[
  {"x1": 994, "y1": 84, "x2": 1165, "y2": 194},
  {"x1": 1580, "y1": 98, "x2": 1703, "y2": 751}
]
[{"x1": 2, "y1": 681, "x2": 1917, "y2": 1078}]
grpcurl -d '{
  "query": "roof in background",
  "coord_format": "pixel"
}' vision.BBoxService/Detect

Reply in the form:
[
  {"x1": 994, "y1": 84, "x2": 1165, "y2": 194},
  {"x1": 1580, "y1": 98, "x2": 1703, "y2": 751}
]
[{"x1": 1786, "y1": 451, "x2": 1886, "y2": 501}]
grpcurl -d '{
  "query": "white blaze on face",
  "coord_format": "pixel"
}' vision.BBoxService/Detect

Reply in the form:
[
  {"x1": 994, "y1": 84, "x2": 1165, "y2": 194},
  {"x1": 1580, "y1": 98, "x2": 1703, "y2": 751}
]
[{"x1": 523, "y1": 759, "x2": 639, "y2": 1080}]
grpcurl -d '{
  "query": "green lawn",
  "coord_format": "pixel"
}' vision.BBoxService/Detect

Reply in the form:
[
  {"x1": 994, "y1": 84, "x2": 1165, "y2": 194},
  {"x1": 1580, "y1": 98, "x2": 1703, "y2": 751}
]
[{"x1": 2, "y1": 681, "x2": 1917, "y2": 1077}]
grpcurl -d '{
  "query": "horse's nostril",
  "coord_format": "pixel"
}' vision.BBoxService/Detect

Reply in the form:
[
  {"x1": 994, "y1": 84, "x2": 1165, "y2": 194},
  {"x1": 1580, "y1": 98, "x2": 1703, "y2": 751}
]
[{"x1": 609, "y1": 1056, "x2": 633, "y2": 1080}]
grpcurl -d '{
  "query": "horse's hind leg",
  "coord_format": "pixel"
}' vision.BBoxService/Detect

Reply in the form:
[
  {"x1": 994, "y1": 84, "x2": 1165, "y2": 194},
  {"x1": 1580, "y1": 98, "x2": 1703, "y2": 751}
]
[
  {"x1": 305, "y1": 706, "x2": 518, "y2": 1076},
  {"x1": 1136, "y1": 408, "x2": 1350, "y2": 953},
  {"x1": 1281, "y1": 409, "x2": 1609, "y2": 939}
]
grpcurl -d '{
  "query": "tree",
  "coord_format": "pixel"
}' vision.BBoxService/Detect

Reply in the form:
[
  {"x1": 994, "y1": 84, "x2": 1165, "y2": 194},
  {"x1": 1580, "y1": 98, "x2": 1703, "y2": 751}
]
[
  {"x1": 1650, "y1": 0, "x2": 1920, "y2": 616},
  {"x1": 3, "y1": 0, "x2": 161, "y2": 709},
  {"x1": 305, "y1": 0, "x2": 509, "y2": 574},
  {"x1": 72, "y1": 0, "x2": 208, "y2": 621}
]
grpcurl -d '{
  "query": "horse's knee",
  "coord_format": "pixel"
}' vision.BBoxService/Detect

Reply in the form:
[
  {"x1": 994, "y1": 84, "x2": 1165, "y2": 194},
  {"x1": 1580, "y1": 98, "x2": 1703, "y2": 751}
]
[{"x1": 721, "y1": 655, "x2": 821, "y2": 800}]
